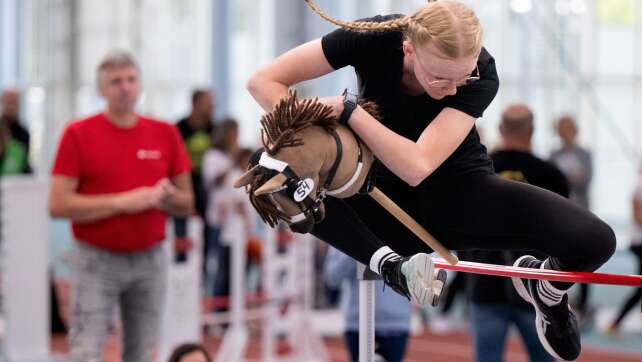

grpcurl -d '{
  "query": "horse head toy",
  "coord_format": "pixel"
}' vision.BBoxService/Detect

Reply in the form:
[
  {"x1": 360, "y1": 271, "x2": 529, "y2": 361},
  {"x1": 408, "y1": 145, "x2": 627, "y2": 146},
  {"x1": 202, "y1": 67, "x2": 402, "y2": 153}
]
[{"x1": 234, "y1": 91, "x2": 379, "y2": 234}]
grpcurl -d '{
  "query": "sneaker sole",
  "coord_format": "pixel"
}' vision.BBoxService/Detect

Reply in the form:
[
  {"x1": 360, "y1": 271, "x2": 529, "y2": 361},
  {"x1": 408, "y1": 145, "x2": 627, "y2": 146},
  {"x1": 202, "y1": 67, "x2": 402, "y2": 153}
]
[
  {"x1": 431, "y1": 268, "x2": 448, "y2": 307},
  {"x1": 510, "y1": 255, "x2": 534, "y2": 304},
  {"x1": 511, "y1": 255, "x2": 564, "y2": 361},
  {"x1": 402, "y1": 253, "x2": 441, "y2": 306}
]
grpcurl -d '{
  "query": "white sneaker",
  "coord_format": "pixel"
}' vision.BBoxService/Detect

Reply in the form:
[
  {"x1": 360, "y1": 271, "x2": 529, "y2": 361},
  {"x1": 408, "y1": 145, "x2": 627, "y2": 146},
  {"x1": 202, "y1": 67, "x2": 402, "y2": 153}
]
[{"x1": 381, "y1": 253, "x2": 446, "y2": 306}]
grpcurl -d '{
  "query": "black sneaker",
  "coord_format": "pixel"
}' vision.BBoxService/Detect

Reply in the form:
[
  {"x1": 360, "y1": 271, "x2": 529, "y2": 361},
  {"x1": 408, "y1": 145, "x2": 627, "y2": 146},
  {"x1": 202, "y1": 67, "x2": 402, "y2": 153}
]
[
  {"x1": 380, "y1": 253, "x2": 446, "y2": 307},
  {"x1": 511, "y1": 255, "x2": 581, "y2": 361}
]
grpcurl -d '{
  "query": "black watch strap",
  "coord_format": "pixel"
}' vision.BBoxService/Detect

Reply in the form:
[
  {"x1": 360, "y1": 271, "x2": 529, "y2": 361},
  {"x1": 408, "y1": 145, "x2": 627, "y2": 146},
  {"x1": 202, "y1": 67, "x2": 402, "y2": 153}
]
[{"x1": 338, "y1": 89, "x2": 358, "y2": 124}]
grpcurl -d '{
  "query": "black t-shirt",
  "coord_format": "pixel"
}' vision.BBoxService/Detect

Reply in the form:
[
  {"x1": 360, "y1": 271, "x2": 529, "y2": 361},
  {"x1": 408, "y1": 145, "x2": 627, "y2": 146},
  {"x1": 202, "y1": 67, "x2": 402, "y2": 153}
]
[
  {"x1": 321, "y1": 15, "x2": 499, "y2": 189},
  {"x1": 467, "y1": 150, "x2": 569, "y2": 305},
  {"x1": 492, "y1": 150, "x2": 570, "y2": 197}
]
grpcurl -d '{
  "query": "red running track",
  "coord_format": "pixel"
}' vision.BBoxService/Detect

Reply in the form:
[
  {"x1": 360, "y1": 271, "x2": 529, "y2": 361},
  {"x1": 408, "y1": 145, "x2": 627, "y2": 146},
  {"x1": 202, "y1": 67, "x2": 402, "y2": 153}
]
[{"x1": 50, "y1": 330, "x2": 642, "y2": 362}]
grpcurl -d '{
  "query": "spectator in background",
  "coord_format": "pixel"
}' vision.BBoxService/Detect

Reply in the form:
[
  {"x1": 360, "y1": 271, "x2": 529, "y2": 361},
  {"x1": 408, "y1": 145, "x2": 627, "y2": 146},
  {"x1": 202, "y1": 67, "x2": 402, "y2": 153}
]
[
  {"x1": 202, "y1": 118, "x2": 239, "y2": 302},
  {"x1": 0, "y1": 122, "x2": 29, "y2": 175},
  {"x1": 468, "y1": 104, "x2": 568, "y2": 362},
  {"x1": 167, "y1": 343, "x2": 212, "y2": 362},
  {"x1": 1, "y1": 89, "x2": 30, "y2": 153},
  {"x1": 218, "y1": 148, "x2": 256, "y2": 243},
  {"x1": 0, "y1": 89, "x2": 31, "y2": 174},
  {"x1": 174, "y1": 90, "x2": 216, "y2": 260},
  {"x1": 214, "y1": 147, "x2": 258, "y2": 301},
  {"x1": 0, "y1": 89, "x2": 67, "y2": 334},
  {"x1": 550, "y1": 115, "x2": 593, "y2": 322},
  {"x1": 550, "y1": 115, "x2": 591, "y2": 208},
  {"x1": 607, "y1": 166, "x2": 642, "y2": 334},
  {"x1": 48, "y1": 50, "x2": 193, "y2": 362},
  {"x1": 324, "y1": 247, "x2": 411, "y2": 362}
]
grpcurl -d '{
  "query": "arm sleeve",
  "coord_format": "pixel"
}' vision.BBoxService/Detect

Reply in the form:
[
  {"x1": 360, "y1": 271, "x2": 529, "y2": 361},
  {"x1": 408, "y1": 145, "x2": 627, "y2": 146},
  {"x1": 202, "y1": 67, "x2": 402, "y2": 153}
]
[
  {"x1": 444, "y1": 48, "x2": 500, "y2": 119},
  {"x1": 168, "y1": 125, "x2": 191, "y2": 177},
  {"x1": 51, "y1": 125, "x2": 81, "y2": 178},
  {"x1": 321, "y1": 15, "x2": 404, "y2": 70}
]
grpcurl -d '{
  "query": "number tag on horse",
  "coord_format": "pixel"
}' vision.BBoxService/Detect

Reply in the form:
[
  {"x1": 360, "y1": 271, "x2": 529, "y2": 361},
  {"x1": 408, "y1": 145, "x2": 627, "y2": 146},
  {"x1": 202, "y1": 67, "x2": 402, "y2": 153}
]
[{"x1": 294, "y1": 178, "x2": 315, "y2": 202}]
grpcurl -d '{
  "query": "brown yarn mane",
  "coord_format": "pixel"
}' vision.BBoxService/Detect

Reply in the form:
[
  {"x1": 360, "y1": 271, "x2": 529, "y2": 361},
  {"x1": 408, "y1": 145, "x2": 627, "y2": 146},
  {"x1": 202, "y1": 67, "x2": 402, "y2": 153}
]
[
  {"x1": 260, "y1": 90, "x2": 337, "y2": 155},
  {"x1": 248, "y1": 90, "x2": 379, "y2": 227}
]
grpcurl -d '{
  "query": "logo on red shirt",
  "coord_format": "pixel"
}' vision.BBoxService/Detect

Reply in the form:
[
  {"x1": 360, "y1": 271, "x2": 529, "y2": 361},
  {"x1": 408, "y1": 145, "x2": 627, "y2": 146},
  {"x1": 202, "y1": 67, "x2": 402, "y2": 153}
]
[{"x1": 137, "y1": 149, "x2": 162, "y2": 160}]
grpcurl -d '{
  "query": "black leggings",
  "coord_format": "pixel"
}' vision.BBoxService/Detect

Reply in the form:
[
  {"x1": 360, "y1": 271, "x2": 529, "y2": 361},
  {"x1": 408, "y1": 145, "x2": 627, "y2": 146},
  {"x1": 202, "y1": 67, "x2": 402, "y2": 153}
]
[{"x1": 312, "y1": 174, "x2": 615, "y2": 289}]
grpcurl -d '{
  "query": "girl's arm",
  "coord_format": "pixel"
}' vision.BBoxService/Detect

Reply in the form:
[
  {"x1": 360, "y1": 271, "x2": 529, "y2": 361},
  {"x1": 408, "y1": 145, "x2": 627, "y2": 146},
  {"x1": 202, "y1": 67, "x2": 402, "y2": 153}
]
[
  {"x1": 348, "y1": 104, "x2": 475, "y2": 186},
  {"x1": 248, "y1": 37, "x2": 477, "y2": 187},
  {"x1": 247, "y1": 39, "x2": 335, "y2": 112}
]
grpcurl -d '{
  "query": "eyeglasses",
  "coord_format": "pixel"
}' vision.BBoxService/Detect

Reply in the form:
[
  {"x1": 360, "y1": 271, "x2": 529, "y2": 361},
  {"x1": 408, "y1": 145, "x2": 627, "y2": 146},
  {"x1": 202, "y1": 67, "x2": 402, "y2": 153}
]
[{"x1": 427, "y1": 65, "x2": 480, "y2": 88}]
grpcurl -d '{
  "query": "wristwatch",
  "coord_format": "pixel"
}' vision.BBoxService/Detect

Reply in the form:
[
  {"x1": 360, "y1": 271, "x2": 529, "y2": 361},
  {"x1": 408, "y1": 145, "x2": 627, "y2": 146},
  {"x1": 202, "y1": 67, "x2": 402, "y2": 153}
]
[{"x1": 339, "y1": 89, "x2": 358, "y2": 125}]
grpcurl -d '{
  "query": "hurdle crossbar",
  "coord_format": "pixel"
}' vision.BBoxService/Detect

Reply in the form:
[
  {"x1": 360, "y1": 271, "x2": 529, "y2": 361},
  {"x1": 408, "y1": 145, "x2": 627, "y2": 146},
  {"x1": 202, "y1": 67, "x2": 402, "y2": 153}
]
[{"x1": 433, "y1": 258, "x2": 642, "y2": 286}]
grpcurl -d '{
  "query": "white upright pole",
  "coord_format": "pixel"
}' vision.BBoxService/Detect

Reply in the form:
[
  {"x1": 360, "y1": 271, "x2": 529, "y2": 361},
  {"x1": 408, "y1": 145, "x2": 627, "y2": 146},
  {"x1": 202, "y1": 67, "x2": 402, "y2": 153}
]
[
  {"x1": 261, "y1": 226, "x2": 277, "y2": 362},
  {"x1": 215, "y1": 215, "x2": 248, "y2": 362},
  {"x1": 1, "y1": 177, "x2": 50, "y2": 362},
  {"x1": 229, "y1": 218, "x2": 247, "y2": 331},
  {"x1": 297, "y1": 234, "x2": 329, "y2": 362},
  {"x1": 159, "y1": 217, "x2": 203, "y2": 361},
  {"x1": 357, "y1": 263, "x2": 378, "y2": 362}
]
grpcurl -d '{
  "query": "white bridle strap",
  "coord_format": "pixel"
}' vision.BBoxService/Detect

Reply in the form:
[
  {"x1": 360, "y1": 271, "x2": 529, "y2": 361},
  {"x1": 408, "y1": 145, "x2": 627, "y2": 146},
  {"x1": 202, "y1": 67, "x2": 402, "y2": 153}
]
[
  {"x1": 289, "y1": 212, "x2": 307, "y2": 223},
  {"x1": 326, "y1": 161, "x2": 364, "y2": 196},
  {"x1": 259, "y1": 152, "x2": 289, "y2": 172}
]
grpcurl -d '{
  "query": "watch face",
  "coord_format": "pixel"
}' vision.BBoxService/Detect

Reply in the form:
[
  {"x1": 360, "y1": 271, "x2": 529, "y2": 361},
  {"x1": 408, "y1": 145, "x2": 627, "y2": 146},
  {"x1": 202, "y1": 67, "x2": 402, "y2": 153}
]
[{"x1": 344, "y1": 92, "x2": 358, "y2": 106}]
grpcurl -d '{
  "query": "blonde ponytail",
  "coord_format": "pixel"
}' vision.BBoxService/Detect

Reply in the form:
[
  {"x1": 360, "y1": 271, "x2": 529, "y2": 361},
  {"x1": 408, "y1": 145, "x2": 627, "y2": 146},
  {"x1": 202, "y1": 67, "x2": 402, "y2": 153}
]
[{"x1": 304, "y1": 0, "x2": 482, "y2": 59}]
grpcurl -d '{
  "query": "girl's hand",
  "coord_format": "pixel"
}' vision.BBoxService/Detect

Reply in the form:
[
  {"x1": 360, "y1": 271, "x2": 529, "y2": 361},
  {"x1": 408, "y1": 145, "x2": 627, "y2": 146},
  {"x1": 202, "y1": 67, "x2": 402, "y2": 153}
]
[{"x1": 316, "y1": 95, "x2": 344, "y2": 119}]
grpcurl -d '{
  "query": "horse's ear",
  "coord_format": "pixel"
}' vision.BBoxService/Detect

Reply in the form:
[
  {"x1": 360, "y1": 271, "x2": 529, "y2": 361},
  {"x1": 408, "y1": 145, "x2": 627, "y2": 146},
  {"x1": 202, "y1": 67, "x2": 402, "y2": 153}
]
[
  {"x1": 254, "y1": 173, "x2": 287, "y2": 196},
  {"x1": 234, "y1": 165, "x2": 260, "y2": 188}
]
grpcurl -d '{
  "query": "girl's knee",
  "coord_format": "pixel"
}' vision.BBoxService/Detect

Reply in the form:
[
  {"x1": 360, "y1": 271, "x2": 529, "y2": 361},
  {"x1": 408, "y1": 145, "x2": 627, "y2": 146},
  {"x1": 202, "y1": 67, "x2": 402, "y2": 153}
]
[
  {"x1": 559, "y1": 217, "x2": 616, "y2": 272},
  {"x1": 583, "y1": 219, "x2": 616, "y2": 269}
]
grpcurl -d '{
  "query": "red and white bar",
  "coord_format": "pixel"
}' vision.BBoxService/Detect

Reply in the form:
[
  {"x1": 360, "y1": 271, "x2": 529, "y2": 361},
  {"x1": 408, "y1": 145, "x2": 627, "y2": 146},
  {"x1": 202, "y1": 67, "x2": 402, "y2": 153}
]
[{"x1": 433, "y1": 258, "x2": 642, "y2": 286}]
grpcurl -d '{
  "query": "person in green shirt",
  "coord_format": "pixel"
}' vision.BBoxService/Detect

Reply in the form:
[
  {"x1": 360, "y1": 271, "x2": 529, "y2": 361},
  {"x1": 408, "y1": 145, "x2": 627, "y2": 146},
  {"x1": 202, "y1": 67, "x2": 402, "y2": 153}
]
[
  {"x1": 174, "y1": 89, "x2": 216, "y2": 262},
  {"x1": 0, "y1": 124, "x2": 29, "y2": 175}
]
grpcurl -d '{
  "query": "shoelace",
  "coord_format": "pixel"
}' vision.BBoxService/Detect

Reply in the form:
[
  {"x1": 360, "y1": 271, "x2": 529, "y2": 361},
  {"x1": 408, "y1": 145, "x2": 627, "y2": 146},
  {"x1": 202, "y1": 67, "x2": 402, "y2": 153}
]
[{"x1": 381, "y1": 259, "x2": 411, "y2": 300}]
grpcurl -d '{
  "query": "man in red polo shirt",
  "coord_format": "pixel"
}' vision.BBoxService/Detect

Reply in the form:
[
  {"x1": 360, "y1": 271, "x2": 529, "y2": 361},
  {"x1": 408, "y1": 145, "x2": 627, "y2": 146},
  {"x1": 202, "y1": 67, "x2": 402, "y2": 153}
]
[{"x1": 49, "y1": 50, "x2": 193, "y2": 362}]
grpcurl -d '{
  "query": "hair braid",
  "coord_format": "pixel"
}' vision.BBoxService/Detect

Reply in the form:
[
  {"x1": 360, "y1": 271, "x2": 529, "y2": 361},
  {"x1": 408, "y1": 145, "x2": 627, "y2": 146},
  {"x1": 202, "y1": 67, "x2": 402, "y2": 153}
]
[
  {"x1": 304, "y1": 0, "x2": 409, "y2": 32},
  {"x1": 304, "y1": 0, "x2": 482, "y2": 60}
]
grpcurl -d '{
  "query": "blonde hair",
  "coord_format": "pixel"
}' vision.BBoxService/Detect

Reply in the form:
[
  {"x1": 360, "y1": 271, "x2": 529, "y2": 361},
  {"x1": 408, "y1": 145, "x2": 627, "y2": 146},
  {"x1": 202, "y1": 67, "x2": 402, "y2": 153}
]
[{"x1": 304, "y1": 0, "x2": 482, "y2": 59}]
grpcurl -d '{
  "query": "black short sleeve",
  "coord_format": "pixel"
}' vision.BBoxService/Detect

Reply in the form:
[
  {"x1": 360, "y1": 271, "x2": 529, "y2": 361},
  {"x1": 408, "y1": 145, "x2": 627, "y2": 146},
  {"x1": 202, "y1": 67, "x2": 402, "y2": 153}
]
[
  {"x1": 444, "y1": 48, "x2": 499, "y2": 119},
  {"x1": 321, "y1": 15, "x2": 404, "y2": 71}
]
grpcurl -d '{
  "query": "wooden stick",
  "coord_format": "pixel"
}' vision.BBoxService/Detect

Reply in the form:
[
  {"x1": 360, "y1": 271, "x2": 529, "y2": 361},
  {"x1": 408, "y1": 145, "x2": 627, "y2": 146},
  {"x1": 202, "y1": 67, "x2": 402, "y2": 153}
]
[{"x1": 369, "y1": 187, "x2": 459, "y2": 265}]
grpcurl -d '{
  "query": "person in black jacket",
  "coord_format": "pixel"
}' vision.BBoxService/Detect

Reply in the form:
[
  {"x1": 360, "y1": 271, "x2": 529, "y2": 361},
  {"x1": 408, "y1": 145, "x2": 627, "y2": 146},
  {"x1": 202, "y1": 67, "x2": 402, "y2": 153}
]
[
  {"x1": 468, "y1": 103, "x2": 568, "y2": 362},
  {"x1": 173, "y1": 89, "x2": 215, "y2": 263}
]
